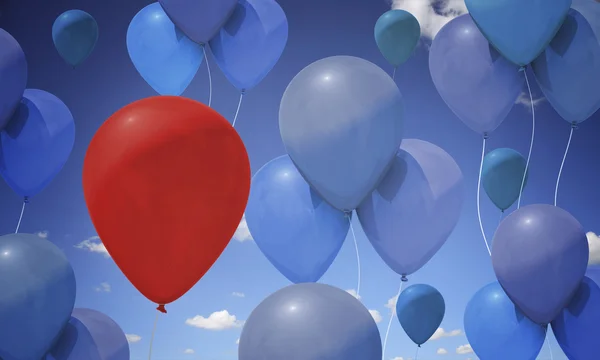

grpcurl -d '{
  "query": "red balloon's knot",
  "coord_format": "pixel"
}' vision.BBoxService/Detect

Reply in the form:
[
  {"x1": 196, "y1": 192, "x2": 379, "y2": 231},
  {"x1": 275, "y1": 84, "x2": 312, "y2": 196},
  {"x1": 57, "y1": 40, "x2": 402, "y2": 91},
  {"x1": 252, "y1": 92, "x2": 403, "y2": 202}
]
[{"x1": 156, "y1": 304, "x2": 167, "y2": 313}]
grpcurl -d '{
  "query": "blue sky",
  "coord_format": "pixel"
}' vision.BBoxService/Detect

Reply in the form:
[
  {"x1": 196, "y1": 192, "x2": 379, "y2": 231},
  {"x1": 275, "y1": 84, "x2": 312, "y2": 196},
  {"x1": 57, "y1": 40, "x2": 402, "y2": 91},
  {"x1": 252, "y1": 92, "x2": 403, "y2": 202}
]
[{"x1": 1, "y1": 0, "x2": 600, "y2": 359}]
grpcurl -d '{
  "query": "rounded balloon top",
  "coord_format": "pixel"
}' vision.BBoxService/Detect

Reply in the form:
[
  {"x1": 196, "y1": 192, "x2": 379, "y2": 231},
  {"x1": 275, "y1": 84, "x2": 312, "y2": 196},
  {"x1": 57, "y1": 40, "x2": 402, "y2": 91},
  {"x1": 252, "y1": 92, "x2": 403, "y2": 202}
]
[
  {"x1": 374, "y1": 9, "x2": 421, "y2": 67},
  {"x1": 239, "y1": 283, "x2": 382, "y2": 360},
  {"x1": 52, "y1": 10, "x2": 99, "y2": 67}
]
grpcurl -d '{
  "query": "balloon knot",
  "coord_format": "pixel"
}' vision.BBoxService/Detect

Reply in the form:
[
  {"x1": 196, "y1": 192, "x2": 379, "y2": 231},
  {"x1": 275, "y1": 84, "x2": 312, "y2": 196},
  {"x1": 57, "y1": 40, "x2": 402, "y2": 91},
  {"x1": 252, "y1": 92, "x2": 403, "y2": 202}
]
[
  {"x1": 240, "y1": 89, "x2": 247, "y2": 95},
  {"x1": 401, "y1": 275, "x2": 408, "y2": 282},
  {"x1": 156, "y1": 304, "x2": 167, "y2": 313},
  {"x1": 482, "y1": 132, "x2": 489, "y2": 140},
  {"x1": 417, "y1": 344, "x2": 422, "y2": 348},
  {"x1": 344, "y1": 211, "x2": 352, "y2": 218},
  {"x1": 518, "y1": 66, "x2": 526, "y2": 72},
  {"x1": 23, "y1": 196, "x2": 29, "y2": 204},
  {"x1": 571, "y1": 122, "x2": 579, "y2": 129}
]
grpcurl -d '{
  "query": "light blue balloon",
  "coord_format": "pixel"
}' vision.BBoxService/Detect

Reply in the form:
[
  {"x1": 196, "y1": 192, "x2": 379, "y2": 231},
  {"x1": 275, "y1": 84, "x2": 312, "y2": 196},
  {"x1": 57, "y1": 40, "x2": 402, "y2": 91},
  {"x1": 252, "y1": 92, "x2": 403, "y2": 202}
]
[
  {"x1": 279, "y1": 56, "x2": 404, "y2": 212},
  {"x1": 357, "y1": 139, "x2": 464, "y2": 276},
  {"x1": 465, "y1": 0, "x2": 572, "y2": 66},
  {"x1": 572, "y1": 0, "x2": 600, "y2": 42},
  {"x1": 0, "y1": 233, "x2": 76, "y2": 360},
  {"x1": 482, "y1": 148, "x2": 528, "y2": 211},
  {"x1": 396, "y1": 284, "x2": 445, "y2": 346},
  {"x1": 374, "y1": 10, "x2": 420, "y2": 67},
  {"x1": 52, "y1": 10, "x2": 99, "y2": 67},
  {"x1": 464, "y1": 282, "x2": 546, "y2": 360},
  {"x1": 0, "y1": 89, "x2": 75, "y2": 198},
  {"x1": 532, "y1": 9, "x2": 600, "y2": 124},
  {"x1": 245, "y1": 155, "x2": 349, "y2": 283},
  {"x1": 209, "y1": 0, "x2": 288, "y2": 92},
  {"x1": 127, "y1": 2, "x2": 203, "y2": 96}
]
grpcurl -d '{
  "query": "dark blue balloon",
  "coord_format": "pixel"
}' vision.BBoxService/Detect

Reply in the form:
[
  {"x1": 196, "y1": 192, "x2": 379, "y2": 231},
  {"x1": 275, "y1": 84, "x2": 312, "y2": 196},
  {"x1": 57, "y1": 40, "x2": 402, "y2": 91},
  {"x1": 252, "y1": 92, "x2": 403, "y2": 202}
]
[
  {"x1": 245, "y1": 155, "x2": 349, "y2": 283},
  {"x1": 0, "y1": 29, "x2": 27, "y2": 131},
  {"x1": 52, "y1": 10, "x2": 99, "y2": 67},
  {"x1": 552, "y1": 277, "x2": 600, "y2": 360},
  {"x1": 465, "y1": 282, "x2": 545, "y2": 360},
  {"x1": 239, "y1": 283, "x2": 382, "y2": 360},
  {"x1": 0, "y1": 233, "x2": 76, "y2": 360},
  {"x1": 127, "y1": 3, "x2": 204, "y2": 96},
  {"x1": 396, "y1": 284, "x2": 445, "y2": 346},
  {"x1": 481, "y1": 148, "x2": 528, "y2": 211},
  {"x1": 532, "y1": 9, "x2": 600, "y2": 124},
  {"x1": 158, "y1": 0, "x2": 237, "y2": 44},
  {"x1": 465, "y1": 0, "x2": 572, "y2": 66},
  {"x1": 0, "y1": 89, "x2": 75, "y2": 198},
  {"x1": 46, "y1": 308, "x2": 129, "y2": 360},
  {"x1": 209, "y1": 0, "x2": 288, "y2": 91}
]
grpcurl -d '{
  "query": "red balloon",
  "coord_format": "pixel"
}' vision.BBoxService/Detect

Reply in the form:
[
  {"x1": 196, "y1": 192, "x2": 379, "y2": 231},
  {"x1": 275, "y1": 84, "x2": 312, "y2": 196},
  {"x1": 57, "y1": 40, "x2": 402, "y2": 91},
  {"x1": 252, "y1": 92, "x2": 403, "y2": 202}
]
[{"x1": 83, "y1": 96, "x2": 250, "y2": 312}]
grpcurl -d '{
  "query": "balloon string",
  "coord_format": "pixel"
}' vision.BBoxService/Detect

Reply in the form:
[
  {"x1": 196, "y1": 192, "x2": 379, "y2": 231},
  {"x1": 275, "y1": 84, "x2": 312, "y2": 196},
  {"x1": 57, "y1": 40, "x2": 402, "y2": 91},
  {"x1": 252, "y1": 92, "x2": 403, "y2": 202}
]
[
  {"x1": 382, "y1": 279, "x2": 405, "y2": 360},
  {"x1": 414, "y1": 345, "x2": 420, "y2": 360},
  {"x1": 477, "y1": 136, "x2": 491, "y2": 256},
  {"x1": 203, "y1": 45, "x2": 212, "y2": 107},
  {"x1": 517, "y1": 70, "x2": 536, "y2": 209},
  {"x1": 147, "y1": 311, "x2": 159, "y2": 360},
  {"x1": 554, "y1": 125, "x2": 575, "y2": 206},
  {"x1": 232, "y1": 92, "x2": 244, "y2": 128},
  {"x1": 392, "y1": 67, "x2": 397, "y2": 80},
  {"x1": 15, "y1": 198, "x2": 28, "y2": 233},
  {"x1": 545, "y1": 327, "x2": 554, "y2": 360},
  {"x1": 348, "y1": 215, "x2": 361, "y2": 297}
]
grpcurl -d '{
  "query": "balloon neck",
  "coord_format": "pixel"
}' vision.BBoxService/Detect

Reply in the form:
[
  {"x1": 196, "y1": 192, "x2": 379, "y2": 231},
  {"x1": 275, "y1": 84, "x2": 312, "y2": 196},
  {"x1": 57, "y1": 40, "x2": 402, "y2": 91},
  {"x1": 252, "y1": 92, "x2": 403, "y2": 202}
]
[
  {"x1": 417, "y1": 344, "x2": 421, "y2": 348},
  {"x1": 240, "y1": 89, "x2": 247, "y2": 95},
  {"x1": 571, "y1": 122, "x2": 579, "y2": 129},
  {"x1": 518, "y1": 66, "x2": 526, "y2": 72},
  {"x1": 401, "y1": 275, "x2": 408, "y2": 282},
  {"x1": 482, "y1": 132, "x2": 489, "y2": 140},
  {"x1": 344, "y1": 211, "x2": 352, "y2": 218},
  {"x1": 156, "y1": 304, "x2": 167, "y2": 313},
  {"x1": 23, "y1": 196, "x2": 29, "y2": 204}
]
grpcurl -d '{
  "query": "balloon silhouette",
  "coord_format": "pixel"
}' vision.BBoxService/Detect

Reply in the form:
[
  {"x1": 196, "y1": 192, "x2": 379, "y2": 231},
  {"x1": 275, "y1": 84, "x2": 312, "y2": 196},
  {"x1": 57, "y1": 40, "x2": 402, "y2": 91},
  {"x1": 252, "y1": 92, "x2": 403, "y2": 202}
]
[
  {"x1": 396, "y1": 284, "x2": 445, "y2": 346},
  {"x1": 465, "y1": 282, "x2": 546, "y2": 360},
  {"x1": 374, "y1": 10, "x2": 420, "y2": 67},
  {"x1": 52, "y1": 10, "x2": 99, "y2": 67},
  {"x1": 0, "y1": 89, "x2": 75, "y2": 198},
  {"x1": 0, "y1": 234, "x2": 76, "y2": 360},
  {"x1": 552, "y1": 277, "x2": 600, "y2": 360},
  {"x1": 572, "y1": 0, "x2": 600, "y2": 42},
  {"x1": 239, "y1": 283, "x2": 382, "y2": 360},
  {"x1": 158, "y1": 0, "x2": 237, "y2": 44},
  {"x1": 280, "y1": 56, "x2": 404, "y2": 212},
  {"x1": 482, "y1": 148, "x2": 528, "y2": 211},
  {"x1": 492, "y1": 204, "x2": 589, "y2": 324},
  {"x1": 0, "y1": 29, "x2": 27, "y2": 131},
  {"x1": 209, "y1": 0, "x2": 288, "y2": 92},
  {"x1": 245, "y1": 155, "x2": 349, "y2": 283},
  {"x1": 430, "y1": 14, "x2": 523, "y2": 135},
  {"x1": 357, "y1": 139, "x2": 464, "y2": 276},
  {"x1": 532, "y1": 9, "x2": 600, "y2": 124},
  {"x1": 47, "y1": 308, "x2": 129, "y2": 360},
  {"x1": 127, "y1": 3, "x2": 203, "y2": 95},
  {"x1": 83, "y1": 96, "x2": 250, "y2": 312},
  {"x1": 465, "y1": 0, "x2": 572, "y2": 66}
]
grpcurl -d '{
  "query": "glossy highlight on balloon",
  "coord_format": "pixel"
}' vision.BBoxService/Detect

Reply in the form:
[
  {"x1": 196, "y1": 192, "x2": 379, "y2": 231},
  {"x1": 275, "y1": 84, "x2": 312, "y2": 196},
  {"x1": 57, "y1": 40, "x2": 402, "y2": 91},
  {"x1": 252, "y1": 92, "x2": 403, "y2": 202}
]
[
  {"x1": 280, "y1": 56, "x2": 404, "y2": 212},
  {"x1": 374, "y1": 10, "x2": 420, "y2": 67},
  {"x1": 52, "y1": 10, "x2": 99, "y2": 67},
  {"x1": 396, "y1": 284, "x2": 445, "y2": 346},
  {"x1": 239, "y1": 283, "x2": 382, "y2": 360},
  {"x1": 245, "y1": 155, "x2": 349, "y2": 284},
  {"x1": 482, "y1": 148, "x2": 528, "y2": 211},
  {"x1": 83, "y1": 96, "x2": 250, "y2": 310},
  {"x1": 0, "y1": 29, "x2": 27, "y2": 131},
  {"x1": 0, "y1": 233, "x2": 76, "y2": 360}
]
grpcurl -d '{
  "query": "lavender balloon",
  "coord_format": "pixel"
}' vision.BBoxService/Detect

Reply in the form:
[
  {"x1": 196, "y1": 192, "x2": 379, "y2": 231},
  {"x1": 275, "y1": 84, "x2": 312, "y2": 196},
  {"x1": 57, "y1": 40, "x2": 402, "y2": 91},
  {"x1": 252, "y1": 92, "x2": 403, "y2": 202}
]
[
  {"x1": 492, "y1": 204, "x2": 589, "y2": 325},
  {"x1": 357, "y1": 139, "x2": 464, "y2": 276},
  {"x1": 429, "y1": 14, "x2": 523, "y2": 135}
]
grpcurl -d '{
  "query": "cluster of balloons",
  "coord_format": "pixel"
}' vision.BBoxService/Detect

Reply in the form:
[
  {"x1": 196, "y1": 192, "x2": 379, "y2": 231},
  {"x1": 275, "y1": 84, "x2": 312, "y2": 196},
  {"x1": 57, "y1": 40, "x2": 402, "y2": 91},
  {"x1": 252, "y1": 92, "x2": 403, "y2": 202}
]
[
  {"x1": 0, "y1": 234, "x2": 129, "y2": 360},
  {"x1": 126, "y1": 0, "x2": 288, "y2": 96},
  {"x1": 0, "y1": 29, "x2": 75, "y2": 207}
]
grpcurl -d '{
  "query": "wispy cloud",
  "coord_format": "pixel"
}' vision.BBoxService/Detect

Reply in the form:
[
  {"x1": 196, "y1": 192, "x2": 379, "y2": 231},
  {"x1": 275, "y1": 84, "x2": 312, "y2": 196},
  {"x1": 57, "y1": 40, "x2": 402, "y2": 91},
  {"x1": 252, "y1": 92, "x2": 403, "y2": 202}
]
[
  {"x1": 94, "y1": 282, "x2": 111, "y2": 292},
  {"x1": 232, "y1": 292, "x2": 245, "y2": 297},
  {"x1": 515, "y1": 92, "x2": 545, "y2": 112},
  {"x1": 429, "y1": 327, "x2": 463, "y2": 340},
  {"x1": 369, "y1": 309, "x2": 383, "y2": 323},
  {"x1": 389, "y1": 0, "x2": 467, "y2": 40},
  {"x1": 456, "y1": 344, "x2": 473, "y2": 354},
  {"x1": 588, "y1": 232, "x2": 600, "y2": 265},
  {"x1": 346, "y1": 289, "x2": 361, "y2": 300},
  {"x1": 183, "y1": 349, "x2": 194, "y2": 354},
  {"x1": 126, "y1": 334, "x2": 141, "y2": 343},
  {"x1": 185, "y1": 310, "x2": 244, "y2": 330},
  {"x1": 74, "y1": 236, "x2": 110, "y2": 257},
  {"x1": 36, "y1": 231, "x2": 49, "y2": 239},
  {"x1": 437, "y1": 348, "x2": 448, "y2": 354},
  {"x1": 233, "y1": 215, "x2": 253, "y2": 242}
]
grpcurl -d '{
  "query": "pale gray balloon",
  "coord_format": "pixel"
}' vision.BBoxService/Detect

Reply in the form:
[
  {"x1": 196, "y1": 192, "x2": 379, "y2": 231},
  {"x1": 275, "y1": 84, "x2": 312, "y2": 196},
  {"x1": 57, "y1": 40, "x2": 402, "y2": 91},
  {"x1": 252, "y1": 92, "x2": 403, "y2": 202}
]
[{"x1": 238, "y1": 283, "x2": 382, "y2": 360}]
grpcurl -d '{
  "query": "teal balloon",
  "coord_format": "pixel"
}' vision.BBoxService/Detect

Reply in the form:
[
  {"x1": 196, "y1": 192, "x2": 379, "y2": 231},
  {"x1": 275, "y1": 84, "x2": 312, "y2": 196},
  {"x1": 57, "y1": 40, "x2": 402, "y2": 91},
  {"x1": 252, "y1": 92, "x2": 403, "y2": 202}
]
[
  {"x1": 396, "y1": 284, "x2": 445, "y2": 346},
  {"x1": 481, "y1": 148, "x2": 528, "y2": 211},
  {"x1": 374, "y1": 10, "x2": 420, "y2": 67},
  {"x1": 52, "y1": 10, "x2": 99, "y2": 67}
]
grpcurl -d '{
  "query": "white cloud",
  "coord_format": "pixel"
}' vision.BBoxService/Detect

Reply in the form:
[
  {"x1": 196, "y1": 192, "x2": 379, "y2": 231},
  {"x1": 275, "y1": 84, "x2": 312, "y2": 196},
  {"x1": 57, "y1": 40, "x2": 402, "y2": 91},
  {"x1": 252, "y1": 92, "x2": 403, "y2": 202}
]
[
  {"x1": 236, "y1": 338, "x2": 240, "y2": 345},
  {"x1": 457, "y1": 344, "x2": 473, "y2": 354},
  {"x1": 232, "y1": 292, "x2": 245, "y2": 297},
  {"x1": 346, "y1": 289, "x2": 361, "y2": 300},
  {"x1": 385, "y1": 295, "x2": 397, "y2": 311},
  {"x1": 437, "y1": 348, "x2": 448, "y2": 355},
  {"x1": 587, "y1": 232, "x2": 600, "y2": 265},
  {"x1": 429, "y1": 328, "x2": 463, "y2": 341},
  {"x1": 36, "y1": 231, "x2": 49, "y2": 239},
  {"x1": 183, "y1": 349, "x2": 194, "y2": 354},
  {"x1": 94, "y1": 282, "x2": 111, "y2": 292},
  {"x1": 185, "y1": 310, "x2": 243, "y2": 330},
  {"x1": 74, "y1": 236, "x2": 110, "y2": 257},
  {"x1": 126, "y1": 334, "x2": 141, "y2": 343},
  {"x1": 390, "y1": 0, "x2": 467, "y2": 40},
  {"x1": 233, "y1": 215, "x2": 253, "y2": 242},
  {"x1": 369, "y1": 309, "x2": 383, "y2": 323},
  {"x1": 515, "y1": 92, "x2": 546, "y2": 111}
]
